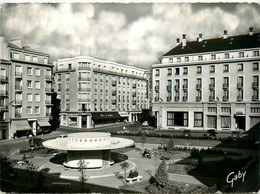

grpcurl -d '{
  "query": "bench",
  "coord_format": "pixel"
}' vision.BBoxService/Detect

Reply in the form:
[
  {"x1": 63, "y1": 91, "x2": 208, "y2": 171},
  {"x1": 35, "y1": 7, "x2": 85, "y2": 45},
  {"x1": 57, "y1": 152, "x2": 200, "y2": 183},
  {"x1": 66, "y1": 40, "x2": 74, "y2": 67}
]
[{"x1": 126, "y1": 175, "x2": 143, "y2": 184}]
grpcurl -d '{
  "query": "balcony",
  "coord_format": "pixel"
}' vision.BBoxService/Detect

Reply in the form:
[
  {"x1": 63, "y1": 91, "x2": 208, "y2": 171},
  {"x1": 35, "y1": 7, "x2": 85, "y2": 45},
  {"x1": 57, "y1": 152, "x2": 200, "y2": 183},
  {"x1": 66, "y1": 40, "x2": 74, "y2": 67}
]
[
  {"x1": 45, "y1": 75, "x2": 53, "y2": 80},
  {"x1": 15, "y1": 112, "x2": 22, "y2": 118},
  {"x1": 45, "y1": 88, "x2": 53, "y2": 93},
  {"x1": 237, "y1": 96, "x2": 243, "y2": 101},
  {"x1": 154, "y1": 86, "x2": 159, "y2": 91},
  {"x1": 112, "y1": 90, "x2": 117, "y2": 95},
  {"x1": 209, "y1": 96, "x2": 215, "y2": 101},
  {"x1": 196, "y1": 96, "x2": 201, "y2": 101},
  {"x1": 78, "y1": 88, "x2": 91, "y2": 92},
  {"x1": 252, "y1": 82, "x2": 259, "y2": 88},
  {"x1": 78, "y1": 98, "x2": 91, "y2": 102},
  {"x1": 209, "y1": 84, "x2": 215, "y2": 89},
  {"x1": 66, "y1": 88, "x2": 70, "y2": 92},
  {"x1": 112, "y1": 99, "x2": 117, "y2": 104},
  {"x1": 196, "y1": 84, "x2": 201, "y2": 90},
  {"x1": 252, "y1": 95, "x2": 258, "y2": 101},
  {"x1": 78, "y1": 77, "x2": 91, "y2": 81},
  {"x1": 174, "y1": 85, "x2": 180, "y2": 90},
  {"x1": 223, "y1": 96, "x2": 229, "y2": 101},
  {"x1": 223, "y1": 83, "x2": 229, "y2": 89},
  {"x1": 166, "y1": 85, "x2": 172, "y2": 91},
  {"x1": 15, "y1": 71, "x2": 22, "y2": 77},
  {"x1": 167, "y1": 97, "x2": 172, "y2": 102},
  {"x1": 78, "y1": 66, "x2": 91, "y2": 70},
  {"x1": 0, "y1": 76, "x2": 8, "y2": 83},
  {"x1": 0, "y1": 105, "x2": 8, "y2": 112},
  {"x1": 112, "y1": 81, "x2": 117, "y2": 86},
  {"x1": 132, "y1": 100, "x2": 136, "y2": 105},
  {"x1": 174, "y1": 96, "x2": 179, "y2": 102},
  {"x1": 45, "y1": 100, "x2": 52, "y2": 105},
  {"x1": 132, "y1": 84, "x2": 137, "y2": 89},
  {"x1": 154, "y1": 97, "x2": 159, "y2": 102},
  {"x1": 132, "y1": 92, "x2": 136, "y2": 97},
  {"x1": 182, "y1": 85, "x2": 188, "y2": 90},
  {"x1": 0, "y1": 90, "x2": 8, "y2": 97},
  {"x1": 46, "y1": 112, "x2": 52, "y2": 116},
  {"x1": 14, "y1": 99, "x2": 22, "y2": 105},
  {"x1": 183, "y1": 96, "x2": 188, "y2": 102},
  {"x1": 237, "y1": 83, "x2": 243, "y2": 89},
  {"x1": 66, "y1": 98, "x2": 70, "y2": 102},
  {"x1": 15, "y1": 85, "x2": 22, "y2": 92}
]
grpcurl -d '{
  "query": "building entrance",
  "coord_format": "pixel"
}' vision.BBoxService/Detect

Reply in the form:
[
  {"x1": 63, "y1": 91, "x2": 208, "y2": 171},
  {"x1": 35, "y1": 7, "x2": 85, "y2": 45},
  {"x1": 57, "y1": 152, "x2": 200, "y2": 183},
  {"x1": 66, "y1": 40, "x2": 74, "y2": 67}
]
[{"x1": 235, "y1": 116, "x2": 246, "y2": 131}]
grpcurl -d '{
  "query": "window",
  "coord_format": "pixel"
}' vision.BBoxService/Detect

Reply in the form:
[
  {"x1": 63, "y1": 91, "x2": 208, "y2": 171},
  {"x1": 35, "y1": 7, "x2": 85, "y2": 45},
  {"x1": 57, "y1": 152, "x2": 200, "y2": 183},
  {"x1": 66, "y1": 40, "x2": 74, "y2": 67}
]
[
  {"x1": 210, "y1": 65, "x2": 215, "y2": 73},
  {"x1": 35, "y1": 68, "x2": 40, "y2": 76},
  {"x1": 27, "y1": 106, "x2": 32, "y2": 114},
  {"x1": 167, "y1": 112, "x2": 188, "y2": 126},
  {"x1": 223, "y1": 64, "x2": 229, "y2": 72},
  {"x1": 27, "y1": 80, "x2": 32, "y2": 88},
  {"x1": 169, "y1": 58, "x2": 173, "y2": 63},
  {"x1": 211, "y1": 54, "x2": 216, "y2": 60},
  {"x1": 27, "y1": 93, "x2": 33, "y2": 101},
  {"x1": 221, "y1": 116, "x2": 231, "y2": 128},
  {"x1": 175, "y1": 68, "x2": 180, "y2": 75},
  {"x1": 194, "y1": 112, "x2": 203, "y2": 127},
  {"x1": 254, "y1": 50, "x2": 259, "y2": 57},
  {"x1": 32, "y1": 56, "x2": 38, "y2": 62},
  {"x1": 225, "y1": 53, "x2": 229, "y2": 59},
  {"x1": 177, "y1": 57, "x2": 181, "y2": 62},
  {"x1": 35, "y1": 94, "x2": 40, "y2": 101},
  {"x1": 237, "y1": 76, "x2": 243, "y2": 87},
  {"x1": 167, "y1": 68, "x2": 172, "y2": 76},
  {"x1": 223, "y1": 89, "x2": 229, "y2": 101},
  {"x1": 27, "y1": 67, "x2": 32, "y2": 75},
  {"x1": 208, "y1": 116, "x2": 217, "y2": 128},
  {"x1": 185, "y1": 57, "x2": 189, "y2": 62},
  {"x1": 238, "y1": 63, "x2": 243, "y2": 71},
  {"x1": 253, "y1": 62, "x2": 259, "y2": 71},
  {"x1": 13, "y1": 53, "x2": 19, "y2": 59},
  {"x1": 35, "y1": 81, "x2": 40, "y2": 89},
  {"x1": 198, "y1": 56, "x2": 203, "y2": 61},
  {"x1": 239, "y1": 52, "x2": 244, "y2": 58},
  {"x1": 25, "y1": 55, "x2": 30, "y2": 61},
  {"x1": 44, "y1": 58, "x2": 48, "y2": 64},
  {"x1": 58, "y1": 74, "x2": 61, "y2": 81},
  {"x1": 35, "y1": 106, "x2": 40, "y2": 114},
  {"x1": 183, "y1": 67, "x2": 188, "y2": 75},
  {"x1": 223, "y1": 77, "x2": 229, "y2": 87},
  {"x1": 58, "y1": 84, "x2": 61, "y2": 92},
  {"x1": 68, "y1": 64, "x2": 72, "y2": 70},
  {"x1": 197, "y1": 66, "x2": 202, "y2": 73},
  {"x1": 155, "y1": 69, "x2": 159, "y2": 76}
]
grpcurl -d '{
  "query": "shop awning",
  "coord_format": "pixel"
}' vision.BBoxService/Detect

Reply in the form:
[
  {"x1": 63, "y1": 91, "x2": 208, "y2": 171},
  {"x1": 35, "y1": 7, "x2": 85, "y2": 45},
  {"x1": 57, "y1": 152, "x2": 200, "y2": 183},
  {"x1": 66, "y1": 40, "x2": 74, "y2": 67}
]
[
  {"x1": 91, "y1": 112, "x2": 121, "y2": 120},
  {"x1": 38, "y1": 121, "x2": 51, "y2": 127},
  {"x1": 12, "y1": 120, "x2": 31, "y2": 131},
  {"x1": 119, "y1": 112, "x2": 129, "y2": 117}
]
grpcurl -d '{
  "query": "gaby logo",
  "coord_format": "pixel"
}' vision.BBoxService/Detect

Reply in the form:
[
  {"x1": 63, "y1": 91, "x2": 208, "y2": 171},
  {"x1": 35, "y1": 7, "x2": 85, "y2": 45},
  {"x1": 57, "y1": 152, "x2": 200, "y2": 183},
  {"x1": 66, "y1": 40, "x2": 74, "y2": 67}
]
[{"x1": 226, "y1": 170, "x2": 246, "y2": 188}]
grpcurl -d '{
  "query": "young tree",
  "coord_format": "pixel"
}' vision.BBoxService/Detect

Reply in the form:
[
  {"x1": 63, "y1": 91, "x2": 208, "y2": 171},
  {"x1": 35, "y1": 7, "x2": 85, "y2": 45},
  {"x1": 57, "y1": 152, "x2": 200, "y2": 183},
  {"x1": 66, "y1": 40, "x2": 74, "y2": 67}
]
[
  {"x1": 120, "y1": 161, "x2": 130, "y2": 185},
  {"x1": 167, "y1": 136, "x2": 175, "y2": 152},
  {"x1": 77, "y1": 160, "x2": 88, "y2": 192},
  {"x1": 140, "y1": 132, "x2": 147, "y2": 151},
  {"x1": 155, "y1": 159, "x2": 169, "y2": 188}
]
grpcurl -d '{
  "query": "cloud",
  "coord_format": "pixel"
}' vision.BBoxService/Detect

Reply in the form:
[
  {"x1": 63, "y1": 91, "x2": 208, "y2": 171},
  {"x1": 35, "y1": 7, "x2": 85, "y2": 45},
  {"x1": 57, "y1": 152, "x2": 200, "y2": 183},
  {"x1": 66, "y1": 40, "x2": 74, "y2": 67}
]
[{"x1": 2, "y1": 3, "x2": 260, "y2": 69}]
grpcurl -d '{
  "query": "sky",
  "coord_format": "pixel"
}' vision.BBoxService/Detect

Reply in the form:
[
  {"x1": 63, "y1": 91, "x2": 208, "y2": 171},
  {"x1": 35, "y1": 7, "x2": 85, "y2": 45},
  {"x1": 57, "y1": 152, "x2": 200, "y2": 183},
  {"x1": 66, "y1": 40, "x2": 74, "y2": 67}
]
[{"x1": 1, "y1": 3, "x2": 260, "y2": 69}]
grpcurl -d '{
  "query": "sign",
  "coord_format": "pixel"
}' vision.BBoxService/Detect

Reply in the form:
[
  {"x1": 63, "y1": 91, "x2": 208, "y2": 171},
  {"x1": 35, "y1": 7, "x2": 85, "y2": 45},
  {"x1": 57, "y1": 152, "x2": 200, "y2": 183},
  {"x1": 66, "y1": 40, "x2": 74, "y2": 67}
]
[{"x1": 119, "y1": 112, "x2": 129, "y2": 117}]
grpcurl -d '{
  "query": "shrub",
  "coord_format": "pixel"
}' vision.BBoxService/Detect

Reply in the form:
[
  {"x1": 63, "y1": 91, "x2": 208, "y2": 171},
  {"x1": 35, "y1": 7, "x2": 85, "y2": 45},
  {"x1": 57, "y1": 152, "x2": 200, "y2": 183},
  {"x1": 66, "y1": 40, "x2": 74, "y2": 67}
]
[{"x1": 155, "y1": 159, "x2": 169, "y2": 188}]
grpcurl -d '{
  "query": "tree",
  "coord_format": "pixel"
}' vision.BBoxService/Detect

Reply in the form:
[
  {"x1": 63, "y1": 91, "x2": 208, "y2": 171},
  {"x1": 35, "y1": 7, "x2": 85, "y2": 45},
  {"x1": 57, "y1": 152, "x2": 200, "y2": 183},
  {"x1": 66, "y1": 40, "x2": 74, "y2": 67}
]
[
  {"x1": 140, "y1": 132, "x2": 147, "y2": 150},
  {"x1": 77, "y1": 160, "x2": 88, "y2": 192},
  {"x1": 120, "y1": 161, "x2": 130, "y2": 185},
  {"x1": 155, "y1": 159, "x2": 169, "y2": 188},
  {"x1": 167, "y1": 136, "x2": 175, "y2": 152},
  {"x1": 21, "y1": 157, "x2": 39, "y2": 189},
  {"x1": 49, "y1": 92, "x2": 61, "y2": 131}
]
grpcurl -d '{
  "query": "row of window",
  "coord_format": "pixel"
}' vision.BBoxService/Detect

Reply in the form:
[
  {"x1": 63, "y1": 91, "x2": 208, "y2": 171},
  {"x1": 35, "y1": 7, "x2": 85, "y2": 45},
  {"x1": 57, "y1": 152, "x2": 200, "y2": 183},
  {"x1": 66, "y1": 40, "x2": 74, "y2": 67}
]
[
  {"x1": 25, "y1": 93, "x2": 51, "y2": 102},
  {"x1": 155, "y1": 62, "x2": 259, "y2": 76},
  {"x1": 15, "y1": 66, "x2": 51, "y2": 76},
  {"x1": 11, "y1": 52, "x2": 48, "y2": 64},
  {"x1": 15, "y1": 79, "x2": 52, "y2": 89},
  {"x1": 163, "y1": 50, "x2": 260, "y2": 64}
]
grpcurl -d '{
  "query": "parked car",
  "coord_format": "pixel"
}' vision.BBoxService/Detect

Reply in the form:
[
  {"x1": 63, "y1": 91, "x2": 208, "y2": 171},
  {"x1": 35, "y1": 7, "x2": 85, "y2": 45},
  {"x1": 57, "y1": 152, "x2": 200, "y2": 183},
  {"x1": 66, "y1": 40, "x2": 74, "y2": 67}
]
[{"x1": 142, "y1": 121, "x2": 149, "y2": 127}]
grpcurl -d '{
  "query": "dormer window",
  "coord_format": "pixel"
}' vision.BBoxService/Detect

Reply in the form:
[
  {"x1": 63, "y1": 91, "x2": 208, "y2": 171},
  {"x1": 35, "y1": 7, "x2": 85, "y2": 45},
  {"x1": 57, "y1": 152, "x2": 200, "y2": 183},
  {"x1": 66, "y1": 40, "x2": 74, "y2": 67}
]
[
  {"x1": 198, "y1": 56, "x2": 203, "y2": 61},
  {"x1": 169, "y1": 58, "x2": 173, "y2": 63},
  {"x1": 177, "y1": 57, "x2": 181, "y2": 62},
  {"x1": 225, "y1": 53, "x2": 229, "y2": 59},
  {"x1": 254, "y1": 51, "x2": 259, "y2": 57},
  {"x1": 185, "y1": 57, "x2": 189, "y2": 62},
  {"x1": 211, "y1": 54, "x2": 216, "y2": 60},
  {"x1": 239, "y1": 52, "x2": 244, "y2": 58}
]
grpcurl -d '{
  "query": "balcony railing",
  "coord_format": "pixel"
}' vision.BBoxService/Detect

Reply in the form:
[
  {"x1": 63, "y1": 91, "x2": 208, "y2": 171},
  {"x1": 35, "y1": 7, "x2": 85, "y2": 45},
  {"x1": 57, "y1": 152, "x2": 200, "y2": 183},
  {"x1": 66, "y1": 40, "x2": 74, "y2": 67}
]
[
  {"x1": 154, "y1": 86, "x2": 159, "y2": 91},
  {"x1": 112, "y1": 90, "x2": 117, "y2": 95},
  {"x1": 166, "y1": 85, "x2": 172, "y2": 91},
  {"x1": 132, "y1": 100, "x2": 137, "y2": 105},
  {"x1": 66, "y1": 88, "x2": 70, "y2": 92},
  {"x1": 196, "y1": 84, "x2": 201, "y2": 90},
  {"x1": 46, "y1": 112, "x2": 52, "y2": 116},
  {"x1": 0, "y1": 90, "x2": 8, "y2": 96},
  {"x1": 0, "y1": 76, "x2": 8, "y2": 82},
  {"x1": 167, "y1": 97, "x2": 172, "y2": 102},
  {"x1": 45, "y1": 100, "x2": 52, "y2": 104},
  {"x1": 15, "y1": 72, "x2": 22, "y2": 77},
  {"x1": 209, "y1": 84, "x2": 215, "y2": 89},
  {"x1": 45, "y1": 88, "x2": 53, "y2": 93},
  {"x1": 78, "y1": 66, "x2": 91, "y2": 70},
  {"x1": 78, "y1": 77, "x2": 91, "y2": 81},
  {"x1": 223, "y1": 96, "x2": 229, "y2": 101},
  {"x1": 174, "y1": 85, "x2": 179, "y2": 90},
  {"x1": 252, "y1": 95, "x2": 258, "y2": 101},
  {"x1": 209, "y1": 96, "x2": 215, "y2": 101},
  {"x1": 78, "y1": 88, "x2": 91, "y2": 92},
  {"x1": 15, "y1": 99, "x2": 22, "y2": 104},
  {"x1": 183, "y1": 85, "x2": 188, "y2": 90},
  {"x1": 15, "y1": 85, "x2": 22, "y2": 91},
  {"x1": 15, "y1": 112, "x2": 21, "y2": 117},
  {"x1": 252, "y1": 82, "x2": 259, "y2": 88},
  {"x1": 223, "y1": 83, "x2": 229, "y2": 89},
  {"x1": 0, "y1": 105, "x2": 8, "y2": 111},
  {"x1": 237, "y1": 96, "x2": 243, "y2": 101},
  {"x1": 183, "y1": 96, "x2": 188, "y2": 101},
  {"x1": 196, "y1": 96, "x2": 201, "y2": 101},
  {"x1": 78, "y1": 98, "x2": 91, "y2": 102},
  {"x1": 132, "y1": 84, "x2": 137, "y2": 89},
  {"x1": 154, "y1": 97, "x2": 159, "y2": 102},
  {"x1": 175, "y1": 96, "x2": 179, "y2": 102},
  {"x1": 112, "y1": 99, "x2": 117, "y2": 104},
  {"x1": 45, "y1": 75, "x2": 53, "y2": 80},
  {"x1": 132, "y1": 92, "x2": 136, "y2": 97},
  {"x1": 112, "y1": 81, "x2": 117, "y2": 86},
  {"x1": 237, "y1": 83, "x2": 243, "y2": 89}
]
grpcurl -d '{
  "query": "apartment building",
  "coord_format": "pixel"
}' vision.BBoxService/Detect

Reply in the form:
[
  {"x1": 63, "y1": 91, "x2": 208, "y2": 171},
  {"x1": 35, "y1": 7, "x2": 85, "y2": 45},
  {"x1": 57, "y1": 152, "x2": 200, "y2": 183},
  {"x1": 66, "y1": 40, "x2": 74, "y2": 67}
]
[
  {"x1": 0, "y1": 37, "x2": 53, "y2": 139},
  {"x1": 152, "y1": 27, "x2": 260, "y2": 131},
  {"x1": 54, "y1": 56, "x2": 149, "y2": 128}
]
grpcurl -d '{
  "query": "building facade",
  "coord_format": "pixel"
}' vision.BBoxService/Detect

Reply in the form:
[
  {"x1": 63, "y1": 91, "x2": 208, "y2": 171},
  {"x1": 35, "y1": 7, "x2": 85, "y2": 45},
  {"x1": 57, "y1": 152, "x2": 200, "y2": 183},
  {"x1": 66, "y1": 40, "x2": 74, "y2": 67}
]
[
  {"x1": 0, "y1": 37, "x2": 53, "y2": 139},
  {"x1": 54, "y1": 56, "x2": 149, "y2": 128},
  {"x1": 152, "y1": 28, "x2": 260, "y2": 131}
]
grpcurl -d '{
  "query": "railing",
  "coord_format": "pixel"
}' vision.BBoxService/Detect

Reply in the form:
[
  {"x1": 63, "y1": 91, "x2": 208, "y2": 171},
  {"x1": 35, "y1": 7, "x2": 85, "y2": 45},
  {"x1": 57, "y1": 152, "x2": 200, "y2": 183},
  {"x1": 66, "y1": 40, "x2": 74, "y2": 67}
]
[
  {"x1": 78, "y1": 77, "x2": 91, "y2": 81},
  {"x1": 45, "y1": 88, "x2": 53, "y2": 93},
  {"x1": 132, "y1": 100, "x2": 136, "y2": 105},
  {"x1": 15, "y1": 72, "x2": 22, "y2": 77},
  {"x1": 154, "y1": 86, "x2": 159, "y2": 91},
  {"x1": 209, "y1": 96, "x2": 215, "y2": 101},
  {"x1": 154, "y1": 97, "x2": 159, "y2": 102},
  {"x1": 132, "y1": 84, "x2": 137, "y2": 89},
  {"x1": 15, "y1": 99, "x2": 22, "y2": 104},
  {"x1": 45, "y1": 75, "x2": 53, "y2": 80},
  {"x1": 252, "y1": 95, "x2": 258, "y2": 101},
  {"x1": 209, "y1": 84, "x2": 215, "y2": 89},
  {"x1": 237, "y1": 96, "x2": 243, "y2": 101},
  {"x1": 196, "y1": 84, "x2": 201, "y2": 90},
  {"x1": 112, "y1": 90, "x2": 117, "y2": 95},
  {"x1": 15, "y1": 112, "x2": 21, "y2": 117},
  {"x1": 112, "y1": 99, "x2": 117, "y2": 104},
  {"x1": 78, "y1": 88, "x2": 91, "y2": 92},
  {"x1": 45, "y1": 100, "x2": 52, "y2": 104},
  {"x1": 196, "y1": 96, "x2": 201, "y2": 101},
  {"x1": 174, "y1": 97, "x2": 179, "y2": 102},
  {"x1": 112, "y1": 81, "x2": 117, "y2": 86},
  {"x1": 0, "y1": 105, "x2": 8, "y2": 110},
  {"x1": 15, "y1": 85, "x2": 22, "y2": 91},
  {"x1": 167, "y1": 97, "x2": 172, "y2": 102},
  {"x1": 183, "y1": 96, "x2": 188, "y2": 101},
  {"x1": 174, "y1": 85, "x2": 179, "y2": 90},
  {"x1": 223, "y1": 83, "x2": 229, "y2": 89},
  {"x1": 132, "y1": 92, "x2": 136, "y2": 97},
  {"x1": 0, "y1": 90, "x2": 8, "y2": 96},
  {"x1": 223, "y1": 96, "x2": 229, "y2": 101},
  {"x1": 78, "y1": 66, "x2": 91, "y2": 70},
  {"x1": 252, "y1": 82, "x2": 259, "y2": 88},
  {"x1": 0, "y1": 76, "x2": 8, "y2": 82},
  {"x1": 182, "y1": 85, "x2": 188, "y2": 90},
  {"x1": 78, "y1": 98, "x2": 91, "y2": 102},
  {"x1": 166, "y1": 85, "x2": 172, "y2": 91},
  {"x1": 237, "y1": 83, "x2": 243, "y2": 89}
]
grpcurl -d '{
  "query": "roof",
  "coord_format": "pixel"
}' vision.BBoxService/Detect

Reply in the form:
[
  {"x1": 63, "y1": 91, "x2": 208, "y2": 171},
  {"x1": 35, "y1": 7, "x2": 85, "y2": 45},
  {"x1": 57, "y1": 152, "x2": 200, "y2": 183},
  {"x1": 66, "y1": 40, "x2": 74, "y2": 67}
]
[{"x1": 162, "y1": 32, "x2": 260, "y2": 57}]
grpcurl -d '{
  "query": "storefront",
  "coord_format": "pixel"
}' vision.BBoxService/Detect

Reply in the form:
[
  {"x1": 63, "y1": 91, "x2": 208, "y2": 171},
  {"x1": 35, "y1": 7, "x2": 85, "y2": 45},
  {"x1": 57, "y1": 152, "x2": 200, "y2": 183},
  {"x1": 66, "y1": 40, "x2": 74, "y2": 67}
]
[
  {"x1": 91, "y1": 112, "x2": 121, "y2": 125},
  {"x1": 0, "y1": 122, "x2": 8, "y2": 140},
  {"x1": 37, "y1": 118, "x2": 51, "y2": 134},
  {"x1": 119, "y1": 112, "x2": 129, "y2": 122},
  {"x1": 11, "y1": 119, "x2": 31, "y2": 138}
]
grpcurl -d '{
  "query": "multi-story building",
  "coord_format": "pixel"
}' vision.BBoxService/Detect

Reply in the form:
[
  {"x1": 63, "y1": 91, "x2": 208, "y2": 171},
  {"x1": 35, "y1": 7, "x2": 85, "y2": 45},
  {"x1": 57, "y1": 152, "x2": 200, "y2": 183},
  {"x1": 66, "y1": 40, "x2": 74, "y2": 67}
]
[
  {"x1": 54, "y1": 56, "x2": 149, "y2": 128},
  {"x1": 152, "y1": 27, "x2": 260, "y2": 131},
  {"x1": 0, "y1": 37, "x2": 53, "y2": 139}
]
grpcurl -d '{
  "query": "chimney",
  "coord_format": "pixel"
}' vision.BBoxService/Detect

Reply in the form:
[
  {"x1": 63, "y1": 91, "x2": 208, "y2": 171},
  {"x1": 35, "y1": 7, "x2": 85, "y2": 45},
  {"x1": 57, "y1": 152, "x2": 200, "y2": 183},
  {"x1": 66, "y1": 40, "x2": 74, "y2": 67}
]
[
  {"x1": 182, "y1": 34, "x2": 186, "y2": 47},
  {"x1": 223, "y1": 30, "x2": 228, "y2": 39},
  {"x1": 176, "y1": 38, "x2": 180, "y2": 46},
  {"x1": 198, "y1": 33, "x2": 203, "y2": 42},
  {"x1": 249, "y1": 27, "x2": 254, "y2": 35}
]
